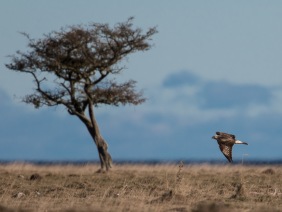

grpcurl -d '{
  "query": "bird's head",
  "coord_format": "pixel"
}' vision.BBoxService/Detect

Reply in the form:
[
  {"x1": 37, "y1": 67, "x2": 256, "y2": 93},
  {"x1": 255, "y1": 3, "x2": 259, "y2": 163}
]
[
  {"x1": 212, "y1": 135, "x2": 217, "y2": 140},
  {"x1": 212, "y1": 132, "x2": 221, "y2": 140}
]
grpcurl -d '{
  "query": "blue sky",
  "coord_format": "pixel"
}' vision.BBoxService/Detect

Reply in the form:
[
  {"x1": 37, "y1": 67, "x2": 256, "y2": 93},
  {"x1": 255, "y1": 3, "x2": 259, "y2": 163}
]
[{"x1": 1, "y1": 1, "x2": 282, "y2": 162}]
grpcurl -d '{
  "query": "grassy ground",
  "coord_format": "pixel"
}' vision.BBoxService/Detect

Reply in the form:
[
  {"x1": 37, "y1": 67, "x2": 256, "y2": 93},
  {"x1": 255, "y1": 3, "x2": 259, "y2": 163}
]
[{"x1": 0, "y1": 162, "x2": 281, "y2": 211}]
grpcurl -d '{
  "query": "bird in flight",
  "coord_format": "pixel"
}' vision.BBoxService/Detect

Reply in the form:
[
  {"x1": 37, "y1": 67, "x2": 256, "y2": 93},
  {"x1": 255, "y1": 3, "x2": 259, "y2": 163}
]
[{"x1": 212, "y1": 132, "x2": 248, "y2": 162}]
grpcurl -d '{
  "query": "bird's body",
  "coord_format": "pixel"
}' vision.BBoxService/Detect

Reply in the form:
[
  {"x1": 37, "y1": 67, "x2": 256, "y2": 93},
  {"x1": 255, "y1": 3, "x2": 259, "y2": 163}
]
[{"x1": 212, "y1": 132, "x2": 248, "y2": 162}]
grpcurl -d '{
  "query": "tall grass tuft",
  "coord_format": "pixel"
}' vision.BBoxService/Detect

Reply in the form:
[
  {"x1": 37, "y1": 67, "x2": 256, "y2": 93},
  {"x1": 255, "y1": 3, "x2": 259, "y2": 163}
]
[{"x1": 175, "y1": 160, "x2": 184, "y2": 191}]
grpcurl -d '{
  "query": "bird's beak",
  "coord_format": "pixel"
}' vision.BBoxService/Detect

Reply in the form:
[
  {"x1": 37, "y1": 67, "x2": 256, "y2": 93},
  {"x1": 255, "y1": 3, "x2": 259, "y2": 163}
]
[{"x1": 212, "y1": 136, "x2": 215, "y2": 139}]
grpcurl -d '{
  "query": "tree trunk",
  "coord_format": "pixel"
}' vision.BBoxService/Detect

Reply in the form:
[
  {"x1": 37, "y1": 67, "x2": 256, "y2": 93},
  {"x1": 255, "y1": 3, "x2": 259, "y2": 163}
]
[
  {"x1": 83, "y1": 103, "x2": 112, "y2": 172},
  {"x1": 86, "y1": 125, "x2": 112, "y2": 172}
]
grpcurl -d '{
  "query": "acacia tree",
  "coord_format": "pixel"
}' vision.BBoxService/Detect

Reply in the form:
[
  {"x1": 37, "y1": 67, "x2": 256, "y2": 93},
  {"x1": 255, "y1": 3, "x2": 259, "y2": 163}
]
[{"x1": 6, "y1": 18, "x2": 157, "y2": 172}]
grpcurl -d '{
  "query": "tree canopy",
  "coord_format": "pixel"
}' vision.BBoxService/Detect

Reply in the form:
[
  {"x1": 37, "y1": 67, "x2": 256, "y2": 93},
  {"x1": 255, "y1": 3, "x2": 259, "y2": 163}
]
[{"x1": 7, "y1": 17, "x2": 157, "y2": 114}]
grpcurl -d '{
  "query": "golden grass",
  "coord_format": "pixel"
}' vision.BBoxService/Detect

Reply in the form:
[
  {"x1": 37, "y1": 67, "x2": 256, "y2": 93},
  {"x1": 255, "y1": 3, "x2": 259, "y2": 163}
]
[{"x1": 0, "y1": 162, "x2": 281, "y2": 211}]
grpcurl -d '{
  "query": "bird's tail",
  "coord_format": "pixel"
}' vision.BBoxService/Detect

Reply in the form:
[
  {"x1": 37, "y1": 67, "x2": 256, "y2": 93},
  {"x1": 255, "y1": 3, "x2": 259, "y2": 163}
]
[{"x1": 235, "y1": 140, "x2": 248, "y2": 145}]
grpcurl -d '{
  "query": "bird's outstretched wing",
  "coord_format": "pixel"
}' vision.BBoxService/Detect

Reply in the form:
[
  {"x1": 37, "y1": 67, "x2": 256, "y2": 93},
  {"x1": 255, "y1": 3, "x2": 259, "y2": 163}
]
[{"x1": 218, "y1": 143, "x2": 233, "y2": 162}]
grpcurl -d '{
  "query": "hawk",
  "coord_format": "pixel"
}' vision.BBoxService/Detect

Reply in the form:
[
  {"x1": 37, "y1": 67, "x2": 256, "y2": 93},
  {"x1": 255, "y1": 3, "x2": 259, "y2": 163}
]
[{"x1": 212, "y1": 132, "x2": 248, "y2": 162}]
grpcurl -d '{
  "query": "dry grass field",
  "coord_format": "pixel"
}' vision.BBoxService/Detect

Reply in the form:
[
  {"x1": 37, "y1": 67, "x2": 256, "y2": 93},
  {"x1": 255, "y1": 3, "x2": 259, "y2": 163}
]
[{"x1": 0, "y1": 162, "x2": 281, "y2": 212}]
